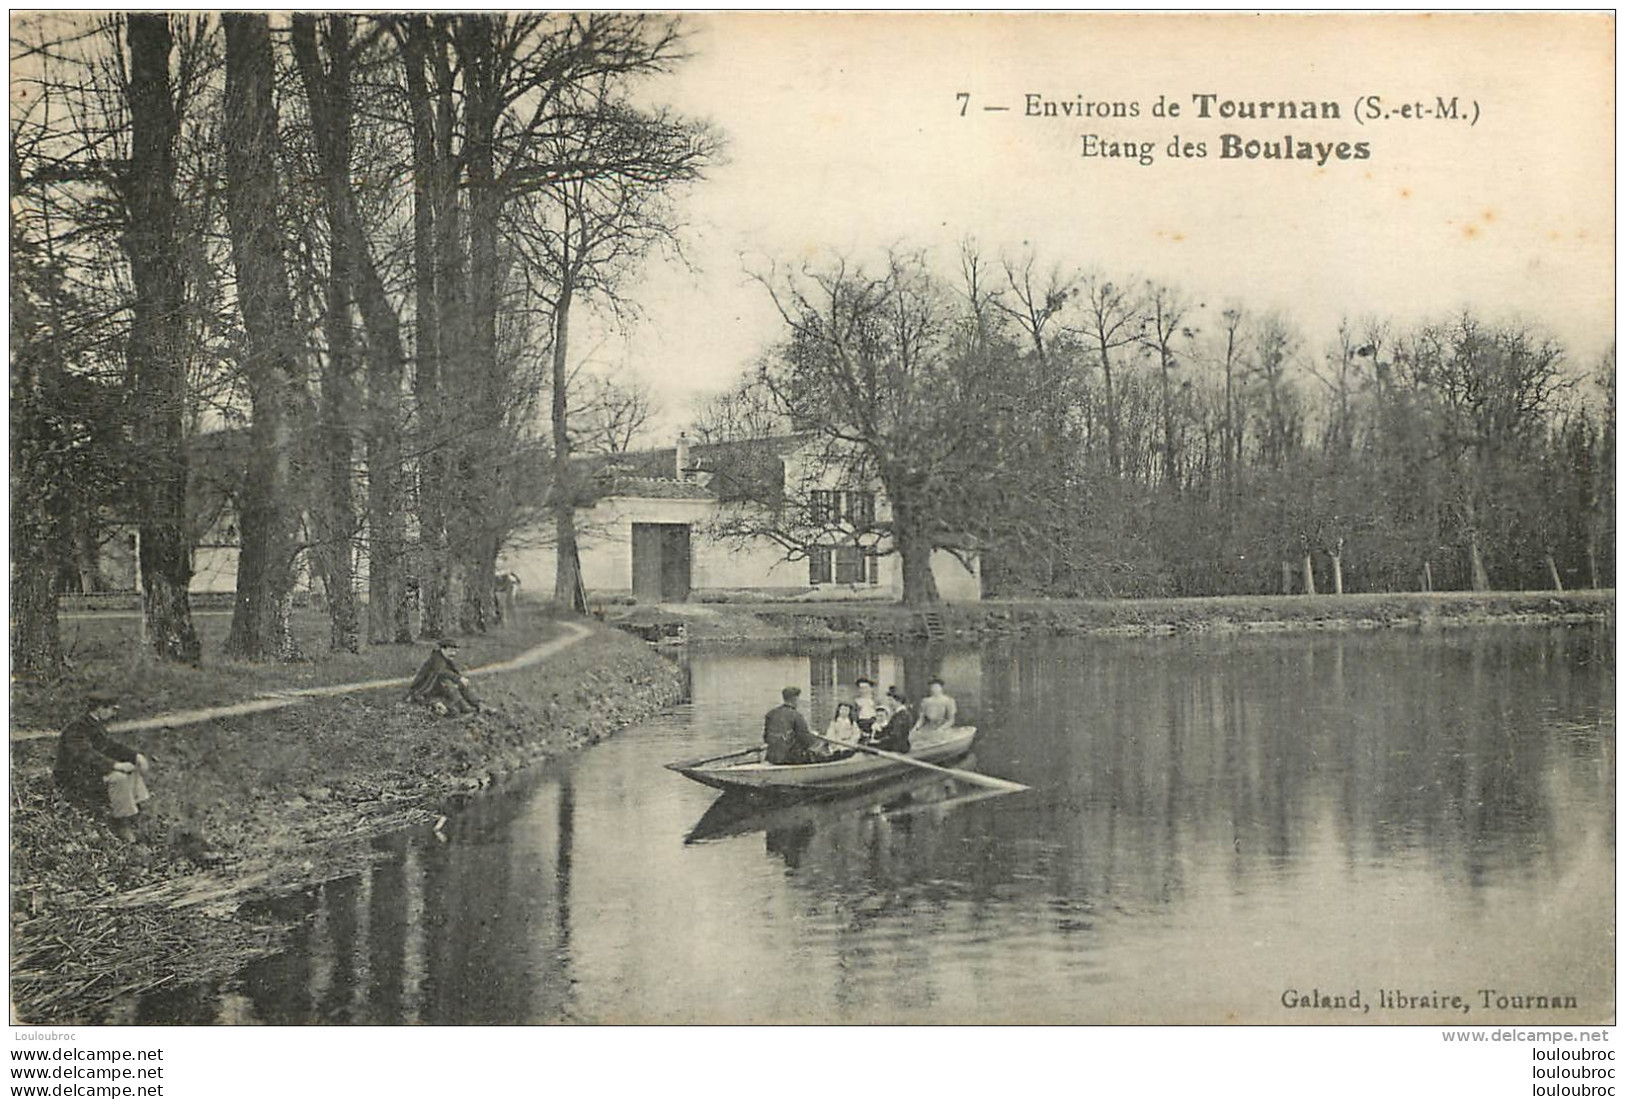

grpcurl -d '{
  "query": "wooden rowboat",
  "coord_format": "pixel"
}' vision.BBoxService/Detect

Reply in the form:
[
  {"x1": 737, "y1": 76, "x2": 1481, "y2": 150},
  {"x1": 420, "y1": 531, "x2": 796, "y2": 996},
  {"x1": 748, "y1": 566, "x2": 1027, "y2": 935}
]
[{"x1": 665, "y1": 725, "x2": 977, "y2": 793}]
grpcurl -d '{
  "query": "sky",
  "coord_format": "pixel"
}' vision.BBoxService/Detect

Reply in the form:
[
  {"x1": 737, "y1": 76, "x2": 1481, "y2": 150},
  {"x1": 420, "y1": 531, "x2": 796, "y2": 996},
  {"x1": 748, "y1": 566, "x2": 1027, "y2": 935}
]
[{"x1": 594, "y1": 12, "x2": 1615, "y2": 438}]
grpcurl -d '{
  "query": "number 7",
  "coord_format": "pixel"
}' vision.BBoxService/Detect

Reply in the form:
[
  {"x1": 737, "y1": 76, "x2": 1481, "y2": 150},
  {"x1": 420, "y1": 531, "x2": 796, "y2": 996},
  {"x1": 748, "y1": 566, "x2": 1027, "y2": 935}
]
[{"x1": 956, "y1": 92, "x2": 969, "y2": 116}]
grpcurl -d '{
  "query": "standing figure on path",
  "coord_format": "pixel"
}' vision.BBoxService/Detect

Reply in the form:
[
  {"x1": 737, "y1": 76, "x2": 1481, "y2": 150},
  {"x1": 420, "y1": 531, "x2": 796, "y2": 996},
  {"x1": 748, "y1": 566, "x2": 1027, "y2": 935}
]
[
  {"x1": 408, "y1": 638, "x2": 482, "y2": 715},
  {"x1": 763, "y1": 686, "x2": 821, "y2": 765},
  {"x1": 54, "y1": 691, "x2": 151, "y2": 842},
  {"x1": 493, "y1": 572, "x2": 522, "y2": 626},
  {"x1": 915, "y1": 678, "x2": 957, "y2": 734}
]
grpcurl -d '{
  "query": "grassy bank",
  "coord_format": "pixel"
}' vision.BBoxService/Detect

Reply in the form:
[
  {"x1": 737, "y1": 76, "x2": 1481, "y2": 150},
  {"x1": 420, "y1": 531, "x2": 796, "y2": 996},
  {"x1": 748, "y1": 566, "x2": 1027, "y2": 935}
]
[
  {"x1": 9, "y1": 608, "x2": 685, "y2": 1023},
  {"x1": 11, "y1": 605, "x2": 573, "y2": 732},
  {"x1": 616, "y1": 589, "x2": 1615, "y2": 644}
]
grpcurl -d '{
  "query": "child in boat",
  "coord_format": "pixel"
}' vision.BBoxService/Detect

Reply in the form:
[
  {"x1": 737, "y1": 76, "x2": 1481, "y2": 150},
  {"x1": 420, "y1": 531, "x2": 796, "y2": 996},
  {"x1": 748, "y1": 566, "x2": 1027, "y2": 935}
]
[
  {"x1": 863, "y1": 705, "x2": 890, "y2": 746},
  {"x1": 824, "y1": 702, "x2": 860, "y2": 746}
]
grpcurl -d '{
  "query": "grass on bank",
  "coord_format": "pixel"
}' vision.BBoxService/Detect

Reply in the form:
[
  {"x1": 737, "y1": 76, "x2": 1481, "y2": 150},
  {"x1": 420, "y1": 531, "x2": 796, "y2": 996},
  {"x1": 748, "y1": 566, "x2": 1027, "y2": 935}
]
[
  {"x1": 9, "y1": 617, "x2": 686, "y2": 1024},
  {"x1": 10, "y1": 603, "x2": 568, "y2": 732}
]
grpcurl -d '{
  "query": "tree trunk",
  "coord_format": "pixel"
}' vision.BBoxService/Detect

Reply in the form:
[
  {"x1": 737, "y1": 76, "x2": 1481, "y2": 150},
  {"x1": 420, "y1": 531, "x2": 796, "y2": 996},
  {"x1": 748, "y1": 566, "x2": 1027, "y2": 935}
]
[
  {"x1": 9, "y1": 465, "x2": 63, "y2": 677},
  {"x1": 1422, "y1": 560, "x2": 1433, "y2": 593},
  {"x1": 1330, "y1": 551, "x2": 1344, "y2": 595},
  {"x1": 1098, "y1": 350, "x2": 1121, "y2": 478},
  {"x1": 891, "y1": 498, "x2": 940, "y2": 607},
  {"x1": 552, "y1": 276, "x2": 583, "y2": 611},
  {"x1": 1545, "y1": 551, "x2": 1565, "y2": 592},
  {"x1": 1281, "y1": 561, "x2": 1293, "y2": 594},
  {"x1": 354, "y1": 240, "x2": 410, "y2": 643},
  {"x1": 455, "y1": 15, "x2": 503, "y2": 635},
  {"x1": 223, "y1": 13, "x2": 304, "y2": 662},
  {"x1": 422, "y1": 21, "x2": 463, "y2": 638},
  {"x1": 401, "y1": 18, "x2": 447, "y2": 640},
  {"x1": 126, "y1": 13, "x2": 201, "y2": 663},
  {"x1": 292, "y1": 14, "x2": 359, "y2": 654},
  {"x1": 1467, "y1": 530, "x2": 1490, "y2": 592},
  {"x1": 1159, "y1": 356, "x2": 1179, "y2": 493},
  {"x1": 1302, "y1": 551, "x2": 1317, "y2": 595}
]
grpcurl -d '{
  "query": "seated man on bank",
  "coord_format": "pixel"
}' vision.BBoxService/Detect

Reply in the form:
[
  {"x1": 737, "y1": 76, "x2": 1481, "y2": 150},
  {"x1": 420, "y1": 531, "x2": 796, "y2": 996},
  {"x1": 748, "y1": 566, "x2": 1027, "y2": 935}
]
[
  {"x1": 407, "y1": 638, "x2": 482, "y2": 715},
  {"x1": 54, "y1": 691, "x2": 151, "y2": 843},
  {"x1": 763, "y1": 686, "x2": 823, "y2": 765}
]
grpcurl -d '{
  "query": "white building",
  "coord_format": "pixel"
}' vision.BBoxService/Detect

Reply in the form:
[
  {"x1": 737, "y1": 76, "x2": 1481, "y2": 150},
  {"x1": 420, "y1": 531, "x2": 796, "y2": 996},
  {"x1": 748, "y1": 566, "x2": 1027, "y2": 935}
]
[{"x1": 500, "y1": 434, "x2": 982, "y2": 604}]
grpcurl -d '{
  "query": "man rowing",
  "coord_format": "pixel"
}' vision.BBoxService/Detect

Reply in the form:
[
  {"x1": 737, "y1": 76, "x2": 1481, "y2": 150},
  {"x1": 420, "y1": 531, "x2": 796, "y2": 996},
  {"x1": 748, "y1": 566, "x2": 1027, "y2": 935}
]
[{"x1": 762, "y1": 686, "x2": 823, "y2": 764}]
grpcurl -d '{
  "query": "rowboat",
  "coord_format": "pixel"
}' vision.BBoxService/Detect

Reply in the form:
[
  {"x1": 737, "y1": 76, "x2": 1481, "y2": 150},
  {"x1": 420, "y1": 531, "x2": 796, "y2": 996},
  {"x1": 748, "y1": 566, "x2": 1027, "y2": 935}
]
[
  {"x1": 685, "y1": 767, "x2": 963, "y2": 843},
  {"x1": 665, "y1": 725, "x2": 978, "y2": 793}
]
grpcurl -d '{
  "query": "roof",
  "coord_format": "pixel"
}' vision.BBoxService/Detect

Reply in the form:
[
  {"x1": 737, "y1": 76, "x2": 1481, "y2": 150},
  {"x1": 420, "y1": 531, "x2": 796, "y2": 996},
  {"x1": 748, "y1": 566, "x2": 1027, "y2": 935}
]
[
  {"x1": 602, "y1": 476, "x2": 717, "y2": 501},
  {"x1": 590, "y1": 434, "x2": 810, "y2": 504}
]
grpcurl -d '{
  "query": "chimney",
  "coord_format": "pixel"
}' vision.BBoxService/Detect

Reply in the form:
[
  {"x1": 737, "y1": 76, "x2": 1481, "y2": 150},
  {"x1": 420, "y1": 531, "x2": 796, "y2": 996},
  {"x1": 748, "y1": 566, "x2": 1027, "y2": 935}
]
[{"x1": 675, "y1": 432, "x2": 690, "y2": 481}]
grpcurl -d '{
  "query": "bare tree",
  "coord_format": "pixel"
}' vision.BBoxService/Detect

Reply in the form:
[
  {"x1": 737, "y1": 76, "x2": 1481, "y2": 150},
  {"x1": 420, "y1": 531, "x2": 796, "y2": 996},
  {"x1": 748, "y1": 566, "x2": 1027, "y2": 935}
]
[{"x1": 1075, "y1": 272, "x2": 1140, "y2": 477}]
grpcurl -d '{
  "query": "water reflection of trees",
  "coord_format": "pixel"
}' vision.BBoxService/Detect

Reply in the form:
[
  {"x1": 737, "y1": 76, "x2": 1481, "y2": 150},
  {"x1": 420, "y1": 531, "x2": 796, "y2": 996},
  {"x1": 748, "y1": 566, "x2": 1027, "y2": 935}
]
[
  {"x1": 125, "y1": 626, "x2": 1611, "y2": 1024},
  {"x1": 132, "y1": 771, "x2": 582, "y2": 1025},
  {"x1": 766, "y1": 628, "x2": 1613, "y2": 964}
]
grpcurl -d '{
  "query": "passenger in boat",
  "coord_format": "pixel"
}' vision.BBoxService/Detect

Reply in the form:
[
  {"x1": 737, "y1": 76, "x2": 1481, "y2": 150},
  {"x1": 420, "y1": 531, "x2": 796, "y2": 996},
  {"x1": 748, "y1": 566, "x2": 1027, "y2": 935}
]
[
  {"x1": 763, "y1": 686, "x2": 821, "y2": 765},
  {"x1": 817, "y1": 702, "x2": 861, "y2": 760},
  {"x1": 825, "y1": 702, "x2": 860, "y2": 745},
  {"x1": 915, "y1": 678, "x2": 957, "y2": 734},
  {"x1": 407, "y1": 639, "x2": 482, "y2": 715},
  {"x1": 852, "y1": 677, "x2": 879, "y2": 737},
  {"x1": 872, "y1": 687, "x2": 914, "y2": 753}
]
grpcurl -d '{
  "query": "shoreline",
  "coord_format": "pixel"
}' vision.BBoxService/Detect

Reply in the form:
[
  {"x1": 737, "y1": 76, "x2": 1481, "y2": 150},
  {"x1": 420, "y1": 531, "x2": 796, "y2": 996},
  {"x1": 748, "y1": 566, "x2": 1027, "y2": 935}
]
[
  {"x1": 614, "y1": 590, "x2": 1615, "y2": 645},
  {"x1": 9, "y1": 590, "x2": 1611, "y2": 1023},
  {"x1": 9, "y1": 619, "x2": 685, "y2": 1024}
]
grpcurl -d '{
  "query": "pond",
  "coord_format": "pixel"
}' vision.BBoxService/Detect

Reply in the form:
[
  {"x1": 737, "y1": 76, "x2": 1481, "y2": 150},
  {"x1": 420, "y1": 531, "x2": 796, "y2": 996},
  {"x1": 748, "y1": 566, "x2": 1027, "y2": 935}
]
[{"x1": 125, "y1": 624, "x2": 1615, "y2": 1024}]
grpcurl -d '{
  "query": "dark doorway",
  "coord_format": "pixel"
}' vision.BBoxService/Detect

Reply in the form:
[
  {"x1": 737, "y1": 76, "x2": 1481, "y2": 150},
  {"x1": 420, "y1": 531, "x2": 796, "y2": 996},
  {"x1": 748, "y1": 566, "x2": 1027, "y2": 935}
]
[{"x1": 631, "y1": 523, "x2": 692, "y2": 602}]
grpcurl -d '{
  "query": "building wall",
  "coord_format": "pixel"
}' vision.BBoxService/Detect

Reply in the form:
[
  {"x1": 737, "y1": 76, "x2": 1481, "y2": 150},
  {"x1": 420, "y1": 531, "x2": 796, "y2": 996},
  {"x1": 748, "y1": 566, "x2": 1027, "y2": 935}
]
[
  {"x1": 925, "y1": 550, "x2": 982, "y2": 602},
  {"x1": 192, "y1": 547, "x2": 240, "y2": 594},
  {"x1": 500, "y1": 495, "x2": 811, "y2": 601},
  {"x1": 499, "y1": 491, "x2": 982, "y2": 604}
]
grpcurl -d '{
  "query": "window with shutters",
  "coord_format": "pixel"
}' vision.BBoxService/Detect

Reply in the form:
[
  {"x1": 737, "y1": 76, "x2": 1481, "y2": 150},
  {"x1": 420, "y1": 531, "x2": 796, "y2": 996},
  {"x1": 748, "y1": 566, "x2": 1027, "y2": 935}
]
[
  {"x1": 834, "y1": 546, "x2": 865, "y2": 584},
  {"x1": 808, "y1": 547, "x2": 832, "y2": 585},
  {"x1": 847, "y1": 491, "x2": 876, "y2": 528},
  {"x1": 810, "y1": 489, "x2": 839, "y2": 525}
]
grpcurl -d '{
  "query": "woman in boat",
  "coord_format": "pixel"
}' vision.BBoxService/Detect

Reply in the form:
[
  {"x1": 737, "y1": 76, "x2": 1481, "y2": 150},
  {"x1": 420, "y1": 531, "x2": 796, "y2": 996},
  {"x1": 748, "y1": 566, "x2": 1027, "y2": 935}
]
[
  {"x1": 914, "y1": 678, "x2": 957, "y2": 735},
  {"x1": 821, "y1": 702, "x2": 861, "y2": 756},
  {"x1": 852, "y1": 677, "x2": 879, "y2": 738}
]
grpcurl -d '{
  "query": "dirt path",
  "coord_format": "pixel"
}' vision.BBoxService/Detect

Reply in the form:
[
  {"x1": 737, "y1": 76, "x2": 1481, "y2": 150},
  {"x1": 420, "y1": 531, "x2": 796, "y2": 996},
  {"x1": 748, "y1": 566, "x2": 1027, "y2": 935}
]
[{"x1": 10, "y1": 621, "x2": 593, "y2": 743}]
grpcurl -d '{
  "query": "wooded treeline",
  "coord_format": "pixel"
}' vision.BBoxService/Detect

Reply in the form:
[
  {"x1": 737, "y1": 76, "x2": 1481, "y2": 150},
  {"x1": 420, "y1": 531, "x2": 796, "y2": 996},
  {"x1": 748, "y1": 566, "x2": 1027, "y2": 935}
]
[
  {"x1": 11, "y1": 12, "x2": 712, "y2": 675},
  {"x1": 701, "y1": 248, "x2": 1614, "y2": 606}
]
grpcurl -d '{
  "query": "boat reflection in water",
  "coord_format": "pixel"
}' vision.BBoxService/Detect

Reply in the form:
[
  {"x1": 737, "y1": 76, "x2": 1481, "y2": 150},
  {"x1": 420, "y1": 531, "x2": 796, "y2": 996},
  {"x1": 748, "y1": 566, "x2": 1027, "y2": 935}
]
[
  {"x1": 686, "y1": 759, "x2": 1021, "y2": 865},
  {"x1": 108, "y1": 626, "x2": 1613, "y2": 1024}
]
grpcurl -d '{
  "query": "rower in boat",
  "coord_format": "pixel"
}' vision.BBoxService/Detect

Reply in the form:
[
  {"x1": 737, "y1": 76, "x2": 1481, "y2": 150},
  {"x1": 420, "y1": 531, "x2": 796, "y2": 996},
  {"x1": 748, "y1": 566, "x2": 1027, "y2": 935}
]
[{"x1": 762, "y1": 686, "x2": 823, "y2": 765}]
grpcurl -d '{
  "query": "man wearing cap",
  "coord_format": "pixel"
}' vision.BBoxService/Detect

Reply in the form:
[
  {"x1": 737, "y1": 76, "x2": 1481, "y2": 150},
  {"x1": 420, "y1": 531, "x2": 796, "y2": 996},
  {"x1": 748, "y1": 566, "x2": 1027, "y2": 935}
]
[
  {"x1": 407, "y1": 638, "x2": 482, "y2": 715},
  {"x1": 54, "y1": 692, "x2": 150, "y2": 843},
  {"x1": 762, "y1": 686, "x2": 820, "y2": 765}
]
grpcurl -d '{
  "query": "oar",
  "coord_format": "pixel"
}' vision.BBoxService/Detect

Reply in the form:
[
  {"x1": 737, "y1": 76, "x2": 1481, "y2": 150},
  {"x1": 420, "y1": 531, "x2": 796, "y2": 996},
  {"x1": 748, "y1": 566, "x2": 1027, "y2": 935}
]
[
  {"x1": 665, "y1": 745, "x2": 762, "y2": 771},
  {"x1": 810, "y1": 731, "x2": 1030, "y2": 794}
]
